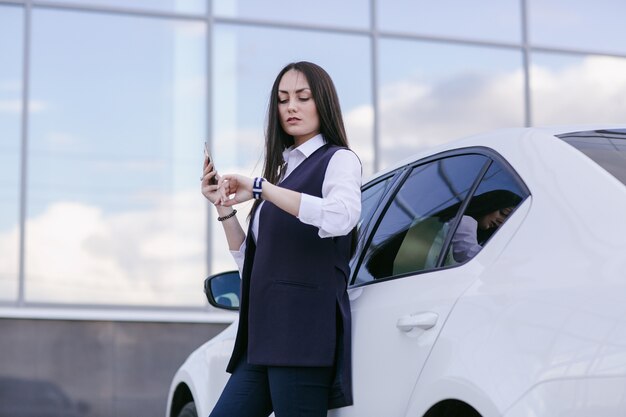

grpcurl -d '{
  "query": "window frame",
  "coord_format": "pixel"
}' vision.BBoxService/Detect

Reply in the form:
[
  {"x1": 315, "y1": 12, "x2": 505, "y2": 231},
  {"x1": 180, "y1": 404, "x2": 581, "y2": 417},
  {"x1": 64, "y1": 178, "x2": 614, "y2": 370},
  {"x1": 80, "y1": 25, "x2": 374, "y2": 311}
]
[
  {"x1": 349, "y1": 146, "x2": 530, "y2": 288},
  {"x1": 350, "y1": 170, "x2": 405, "y2": 256}
]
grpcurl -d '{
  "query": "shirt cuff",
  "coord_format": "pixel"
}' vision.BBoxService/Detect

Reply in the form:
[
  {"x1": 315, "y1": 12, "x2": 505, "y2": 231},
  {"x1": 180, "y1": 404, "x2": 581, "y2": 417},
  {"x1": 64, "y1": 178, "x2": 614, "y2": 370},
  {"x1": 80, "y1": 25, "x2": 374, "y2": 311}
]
[
  {"x1": 298, "y1": 193, "x2": 323, "y2": 228},
  {"x1": 229, "y1": 240, "x2": 246, "y2": 275}
]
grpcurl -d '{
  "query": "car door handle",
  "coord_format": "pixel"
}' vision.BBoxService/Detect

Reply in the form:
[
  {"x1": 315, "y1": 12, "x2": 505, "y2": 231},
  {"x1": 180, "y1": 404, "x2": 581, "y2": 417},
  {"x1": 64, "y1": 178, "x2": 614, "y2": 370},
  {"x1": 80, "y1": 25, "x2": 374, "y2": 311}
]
[{"x1": 396, "y1": 312, "x2": 439, "y2": 332}]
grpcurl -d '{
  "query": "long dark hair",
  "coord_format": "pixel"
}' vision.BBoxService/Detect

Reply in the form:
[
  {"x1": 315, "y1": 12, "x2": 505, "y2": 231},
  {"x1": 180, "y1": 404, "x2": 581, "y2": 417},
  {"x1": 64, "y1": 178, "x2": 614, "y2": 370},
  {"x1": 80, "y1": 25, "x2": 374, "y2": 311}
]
[
  {"x1": 466, "y1": 190, "x2": 523, "y2": 243},
  {"x1": 464, "y1": 190, "x2": 522, "y2": 219},
  {"x1": 435, "y1": 189, "x2": 523, "y2": 244},
  {"x1": 250, "y1": 61, "x2": 350, "y2": 217}
]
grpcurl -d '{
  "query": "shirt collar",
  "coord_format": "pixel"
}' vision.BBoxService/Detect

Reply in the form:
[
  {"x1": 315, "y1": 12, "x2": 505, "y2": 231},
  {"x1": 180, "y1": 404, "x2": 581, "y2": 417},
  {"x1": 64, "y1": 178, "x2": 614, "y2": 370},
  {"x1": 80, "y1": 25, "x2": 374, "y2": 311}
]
[{"x1": 282, "y1": 134, "x2": 325, "y2": 161}]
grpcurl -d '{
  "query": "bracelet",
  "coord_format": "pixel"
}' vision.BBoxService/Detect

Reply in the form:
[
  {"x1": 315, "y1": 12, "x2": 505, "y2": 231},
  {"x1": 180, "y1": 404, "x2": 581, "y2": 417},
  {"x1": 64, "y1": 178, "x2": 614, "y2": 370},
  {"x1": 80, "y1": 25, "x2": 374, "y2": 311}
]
[
  {"x1": 253, "y1": 177, "x2": 264, "y2": 200},
  {"x1": 217, "y1": 209, "x2": 237, "y2": 222}
]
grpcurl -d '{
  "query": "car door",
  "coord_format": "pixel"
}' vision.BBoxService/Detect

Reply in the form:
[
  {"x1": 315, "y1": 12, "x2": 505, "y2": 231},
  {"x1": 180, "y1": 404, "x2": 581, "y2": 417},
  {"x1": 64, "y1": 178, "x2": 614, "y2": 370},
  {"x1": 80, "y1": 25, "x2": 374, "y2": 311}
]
[{"x1": 335, "y1": 153, "x2": 491, "y2": 417}]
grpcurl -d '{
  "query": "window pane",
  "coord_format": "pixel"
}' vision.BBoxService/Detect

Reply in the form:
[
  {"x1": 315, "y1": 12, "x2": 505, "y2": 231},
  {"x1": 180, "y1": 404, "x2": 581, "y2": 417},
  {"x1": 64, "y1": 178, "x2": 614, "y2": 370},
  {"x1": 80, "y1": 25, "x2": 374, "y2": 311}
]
[
  {"x1": 213, "y1": 0, "x2": 369, "y2": 29},
  {"x1": 529, "y1": 0, "x2": 626, "y2": 55},
  {"x1": 378, "y1": 0, "x2": 521, "y2": 43},
  {"x1": 449, "y1": 159, "x2": 527, "y2": 264},
  {"x1": 359, "y1": 176, "x2": 394, "y2": 232},
  {"x1": 378, "y1": 39, "x2": 525, "y2": 168},
  {"x1": 27, "y1": 9, "x2": 207, "y2": 306},
  {"x1": 36, "y1": 0, "x2": 205, "y2": 14},
  {"x1": 211, "y1": 24, "x2": 374, "y2": 273},
  {"x1": 0, "y1": 5, "x2": 23, "y2": 302},
  {"x1": 558, "y1": 129, "x2": 626, "y2": 186},
  {"x1": 530, "y1": 53, "x2": 626, "y2": 126},
  {"x1": 355, "y1": 154, "x2": 488, "y2": 285}
]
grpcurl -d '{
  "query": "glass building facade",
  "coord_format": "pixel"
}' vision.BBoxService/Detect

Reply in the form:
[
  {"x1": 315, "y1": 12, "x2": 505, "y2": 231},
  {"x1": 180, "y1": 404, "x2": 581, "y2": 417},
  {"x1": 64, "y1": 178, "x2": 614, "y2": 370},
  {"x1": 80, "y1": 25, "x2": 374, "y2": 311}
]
[{"x1": 1, "y1": 0, "x2": 625, "y2": 312}]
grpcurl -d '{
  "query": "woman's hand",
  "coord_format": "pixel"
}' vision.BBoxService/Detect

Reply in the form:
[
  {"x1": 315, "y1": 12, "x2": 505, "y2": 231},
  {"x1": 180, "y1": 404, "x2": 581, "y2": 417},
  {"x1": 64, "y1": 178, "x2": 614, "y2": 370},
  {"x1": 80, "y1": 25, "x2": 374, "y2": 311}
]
[
  {"x1": 201, "y1": 161, "x2": 222, "y2": 205},
  {"x1": 202, "y1": 162, "x2": 247, "y2": 251},
  {"x1": 218, "y1": 174, "x2": 254, "y2": 206}
]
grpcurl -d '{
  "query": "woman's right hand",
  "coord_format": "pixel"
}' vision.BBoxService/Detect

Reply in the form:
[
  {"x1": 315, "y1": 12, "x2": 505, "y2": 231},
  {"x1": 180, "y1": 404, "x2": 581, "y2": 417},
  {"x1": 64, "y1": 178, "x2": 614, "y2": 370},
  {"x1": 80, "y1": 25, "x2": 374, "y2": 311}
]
[{"x1": 201, "y1": 161, "x2": 222, "y2": 205}]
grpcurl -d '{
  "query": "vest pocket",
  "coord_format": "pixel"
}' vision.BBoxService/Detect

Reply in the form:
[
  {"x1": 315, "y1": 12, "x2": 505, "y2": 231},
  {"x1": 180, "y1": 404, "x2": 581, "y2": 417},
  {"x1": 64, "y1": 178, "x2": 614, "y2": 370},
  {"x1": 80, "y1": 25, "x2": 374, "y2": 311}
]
[{"x1": 274, "y1": 279, "x2": 319, "y2": 290}]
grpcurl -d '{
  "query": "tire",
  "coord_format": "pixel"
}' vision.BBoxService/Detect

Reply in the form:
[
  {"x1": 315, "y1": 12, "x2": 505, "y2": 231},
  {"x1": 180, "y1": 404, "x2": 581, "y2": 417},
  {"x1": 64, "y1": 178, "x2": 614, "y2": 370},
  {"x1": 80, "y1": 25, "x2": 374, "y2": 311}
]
[
  {"x1": 177, "y1": 402, "x2": 198, "y2": 417},
  {"x1": 424, "y1": 400, "x2": 482, "y2": 417}
]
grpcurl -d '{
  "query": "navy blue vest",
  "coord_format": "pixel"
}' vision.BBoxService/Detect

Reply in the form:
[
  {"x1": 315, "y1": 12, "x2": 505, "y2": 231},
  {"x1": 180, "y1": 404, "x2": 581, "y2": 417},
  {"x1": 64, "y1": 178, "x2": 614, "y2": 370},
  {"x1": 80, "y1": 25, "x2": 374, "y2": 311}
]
[{"x1": 226, "y1": 143, "x2": 354, "y2": 409}]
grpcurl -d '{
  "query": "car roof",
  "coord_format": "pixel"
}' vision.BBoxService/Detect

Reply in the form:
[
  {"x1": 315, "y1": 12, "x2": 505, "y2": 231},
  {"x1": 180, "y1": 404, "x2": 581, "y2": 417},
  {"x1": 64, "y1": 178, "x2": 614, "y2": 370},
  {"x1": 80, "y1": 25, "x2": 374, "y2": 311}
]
[{"x1": 365, "y1": 125, "x2": 626, "y2": 183}]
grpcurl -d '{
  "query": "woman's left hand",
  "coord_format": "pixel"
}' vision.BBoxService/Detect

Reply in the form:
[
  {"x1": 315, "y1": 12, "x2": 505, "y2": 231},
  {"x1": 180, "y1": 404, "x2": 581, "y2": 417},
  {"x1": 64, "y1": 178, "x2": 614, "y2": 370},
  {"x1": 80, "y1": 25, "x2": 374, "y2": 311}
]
[{"x1": 218, "y1": 174, "x2": 254, "y2": 206}]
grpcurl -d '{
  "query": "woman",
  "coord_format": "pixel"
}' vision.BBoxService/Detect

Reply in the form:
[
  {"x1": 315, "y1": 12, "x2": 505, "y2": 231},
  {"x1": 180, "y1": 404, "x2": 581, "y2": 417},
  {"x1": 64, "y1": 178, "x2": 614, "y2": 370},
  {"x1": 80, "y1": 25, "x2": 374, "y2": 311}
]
[
  {"x1": 452, "y1": 189, "x2": 522, "y2": 263},
  {"x1": 201, "y1": 61, "x2": 361, "y2": 417}
]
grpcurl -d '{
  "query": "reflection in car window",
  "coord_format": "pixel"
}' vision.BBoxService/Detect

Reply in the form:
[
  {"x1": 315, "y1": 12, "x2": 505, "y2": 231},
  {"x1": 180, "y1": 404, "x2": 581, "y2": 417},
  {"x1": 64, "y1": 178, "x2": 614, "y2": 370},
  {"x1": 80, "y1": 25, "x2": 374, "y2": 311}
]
[
  {"x1": 349, "y1": 176, "x2": 395, "y2": 268},
  {"x1": 354, "y1": 154, "x2": 488, "y2": 285},
  {"x1": 448, "y1": 159, "x2": 528, "y2": 264},
  {"x1": 358, "y1": 176, "x2": 394, "y2": 232}
]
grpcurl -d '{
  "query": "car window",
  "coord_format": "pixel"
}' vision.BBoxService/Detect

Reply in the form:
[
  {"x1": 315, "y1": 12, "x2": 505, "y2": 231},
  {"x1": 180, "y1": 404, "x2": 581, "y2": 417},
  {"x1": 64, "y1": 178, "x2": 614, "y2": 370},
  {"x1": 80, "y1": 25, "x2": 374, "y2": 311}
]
[
  {"x1": 558, "y1": 129, "x2": 626, "y2": 186},
  {"x1": 349, "y1": 175, "x2": 396, "y2": 266},
  {"x1": 358, "y1": 175, "x2": 395, "y2": 233},
  {"x1": 446, "y1": 158, "x2": 529, "y2": 264},
  {"x1": 353, "y1": 154, "x2": 489, "y2": 285}
]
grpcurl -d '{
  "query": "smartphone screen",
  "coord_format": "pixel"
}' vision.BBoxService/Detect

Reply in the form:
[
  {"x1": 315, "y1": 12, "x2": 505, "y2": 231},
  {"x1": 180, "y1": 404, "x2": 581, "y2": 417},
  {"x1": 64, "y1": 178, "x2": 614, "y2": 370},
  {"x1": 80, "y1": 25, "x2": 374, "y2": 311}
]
[{"x1": 204, "y1": 141, "x2": 217, "y2": 185}]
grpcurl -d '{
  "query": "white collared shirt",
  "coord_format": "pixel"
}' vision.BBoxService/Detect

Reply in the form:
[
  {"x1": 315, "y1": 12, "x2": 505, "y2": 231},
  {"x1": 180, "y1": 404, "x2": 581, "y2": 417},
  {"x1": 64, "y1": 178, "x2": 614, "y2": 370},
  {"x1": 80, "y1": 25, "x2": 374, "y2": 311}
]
[
  {"x1": 451, "y1": 215, "x2": 482, "y2": 262},
  {"x1": 230, "y1": 134, "x2": 362, "y2": 272}
]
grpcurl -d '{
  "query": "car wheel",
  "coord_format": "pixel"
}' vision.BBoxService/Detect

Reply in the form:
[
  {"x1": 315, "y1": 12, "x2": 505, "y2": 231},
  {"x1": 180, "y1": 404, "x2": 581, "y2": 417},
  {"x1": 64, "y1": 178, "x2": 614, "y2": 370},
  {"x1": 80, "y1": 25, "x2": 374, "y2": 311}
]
[
  {"x1": 423, "y1": 400, "x2": 482, "y2": 417},
  {"x1": 177, "y1": 402, "x2": 197, "y2": 417}
]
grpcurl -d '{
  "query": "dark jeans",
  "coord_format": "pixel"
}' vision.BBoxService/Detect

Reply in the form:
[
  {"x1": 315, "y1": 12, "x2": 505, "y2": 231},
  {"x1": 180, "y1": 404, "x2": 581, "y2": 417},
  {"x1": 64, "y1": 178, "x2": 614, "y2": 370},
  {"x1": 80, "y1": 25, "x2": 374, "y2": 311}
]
[{"x1": 209, "y1": 356, "x2": 334, "y2": 417}]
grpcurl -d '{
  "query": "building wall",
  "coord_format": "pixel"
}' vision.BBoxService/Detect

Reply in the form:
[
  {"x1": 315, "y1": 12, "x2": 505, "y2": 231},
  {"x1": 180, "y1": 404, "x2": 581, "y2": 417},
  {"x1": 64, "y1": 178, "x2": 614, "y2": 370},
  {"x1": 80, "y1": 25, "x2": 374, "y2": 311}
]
[
  {"x1": 0, "y1": 318, "x2": 228, "y2": 417},
  {"x1": 2, "y1": 0, "x2": 626, "y2": 312}
]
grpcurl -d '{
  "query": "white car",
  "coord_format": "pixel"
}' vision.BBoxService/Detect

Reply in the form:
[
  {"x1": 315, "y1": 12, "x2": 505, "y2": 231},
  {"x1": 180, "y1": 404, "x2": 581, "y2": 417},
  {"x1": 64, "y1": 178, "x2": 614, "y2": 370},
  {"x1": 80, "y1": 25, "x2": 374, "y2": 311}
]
[{"x1": 167, "y1": 126, "x2": 626, "y2": 417}]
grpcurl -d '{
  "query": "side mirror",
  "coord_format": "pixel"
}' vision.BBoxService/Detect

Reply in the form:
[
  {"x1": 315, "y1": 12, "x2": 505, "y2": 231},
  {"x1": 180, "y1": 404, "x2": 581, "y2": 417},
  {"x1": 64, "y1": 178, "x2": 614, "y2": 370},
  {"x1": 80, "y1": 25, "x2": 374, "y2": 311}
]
[{"x1": 204, "y1": 271, "x2": 241, "y2": 311}]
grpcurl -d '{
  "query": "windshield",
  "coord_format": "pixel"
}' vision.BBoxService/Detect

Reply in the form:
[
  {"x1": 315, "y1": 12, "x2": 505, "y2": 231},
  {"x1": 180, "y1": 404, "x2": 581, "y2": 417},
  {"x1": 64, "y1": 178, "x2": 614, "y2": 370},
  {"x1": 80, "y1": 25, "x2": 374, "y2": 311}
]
[{"x1": 557, "y1": 129, "x2": 626, "y2": 186}]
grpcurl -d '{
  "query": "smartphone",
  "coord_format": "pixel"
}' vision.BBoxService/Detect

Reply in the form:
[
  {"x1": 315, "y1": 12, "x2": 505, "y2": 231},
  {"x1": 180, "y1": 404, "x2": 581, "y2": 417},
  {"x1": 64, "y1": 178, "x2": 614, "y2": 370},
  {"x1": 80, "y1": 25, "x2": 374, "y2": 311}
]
[{"x1": 204, "y1": 141, "x2": 217, "y2": 185}]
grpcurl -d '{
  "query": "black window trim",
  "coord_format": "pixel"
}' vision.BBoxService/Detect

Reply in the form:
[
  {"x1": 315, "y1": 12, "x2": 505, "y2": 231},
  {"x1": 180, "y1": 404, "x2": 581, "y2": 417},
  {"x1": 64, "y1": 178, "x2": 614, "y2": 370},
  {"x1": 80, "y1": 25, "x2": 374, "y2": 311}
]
[
  {"x1": 349, "y1": 146, "x2": 530, "y2": 288},
  {"x1": 349, "y1": 169, "x2": 407, "y2": 269}
]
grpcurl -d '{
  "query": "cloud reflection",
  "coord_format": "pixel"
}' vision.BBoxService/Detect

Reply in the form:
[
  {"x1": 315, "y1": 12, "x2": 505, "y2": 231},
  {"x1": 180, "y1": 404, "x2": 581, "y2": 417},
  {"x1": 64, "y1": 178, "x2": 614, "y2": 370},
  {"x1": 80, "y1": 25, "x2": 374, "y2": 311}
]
[
  {"x1": 8, "y1": 190, "x2": 212, "y2": 306},
  {"x1": 346, "y1": 55, "x2": 626, "y2": 168},
  {"x1": 2, "y1": 55, "x2": 625, "y2": 305},
  {"x1": 0, "y1": 99, "x2": 46, "y2": 113}
]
